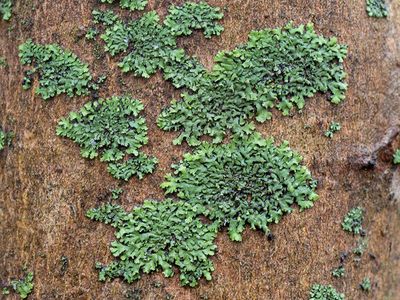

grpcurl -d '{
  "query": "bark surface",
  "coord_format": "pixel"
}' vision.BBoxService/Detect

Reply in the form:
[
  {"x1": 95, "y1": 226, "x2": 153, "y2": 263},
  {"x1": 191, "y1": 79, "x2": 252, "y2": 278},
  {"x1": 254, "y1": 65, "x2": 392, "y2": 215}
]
[{"x1": 1, "y1": 0, "x2": 399, "y2": 299}]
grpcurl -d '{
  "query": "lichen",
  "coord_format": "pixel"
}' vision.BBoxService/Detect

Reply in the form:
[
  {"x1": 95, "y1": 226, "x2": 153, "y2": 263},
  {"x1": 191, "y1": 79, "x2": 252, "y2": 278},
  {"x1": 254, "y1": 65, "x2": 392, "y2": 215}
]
[
  {"x1": 19, "y1": 40, "x2": 95, "y2": 100},
  {"x1": 87, "y1": 200, "x2": 218, "y2": 287},
  {"x1": 309, "y1": 284, "x2": 345, "y2": 300},
  {"x1": 342, "y1": 207, "x2": 364, "y2": 235},
  {"x1": 0, "y1": 0, "x2": 12, "y2": 21},
  {"x1": 161, "y1": 133, "x2": 318, "y2": 241},
  {"x1": 366, "y1": 0, "x2": 388, "y2": 18},
  {"x1": 56, "y1": 95, "x2": 157, "y2": 181}
]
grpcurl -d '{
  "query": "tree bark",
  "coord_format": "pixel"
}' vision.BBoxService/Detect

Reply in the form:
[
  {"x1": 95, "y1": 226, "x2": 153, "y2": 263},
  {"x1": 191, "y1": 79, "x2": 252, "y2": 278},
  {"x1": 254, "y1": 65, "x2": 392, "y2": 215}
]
[{"x1": 1, "y1": 0, "x2": 399, "y2": 299}]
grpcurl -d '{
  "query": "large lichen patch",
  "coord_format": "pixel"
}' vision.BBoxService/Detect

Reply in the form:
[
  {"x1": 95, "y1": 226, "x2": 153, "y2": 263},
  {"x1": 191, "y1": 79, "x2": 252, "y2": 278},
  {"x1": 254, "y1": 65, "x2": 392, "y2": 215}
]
[
  {"x1": 161, "y1": 133, "x2": 319, "y2": 241},
  {"x1": 158, "y1": 22, "x2": 348, "y2": 145},
  {"x1": 91, "y1": 6, "x2": 347, "y2": 146}
]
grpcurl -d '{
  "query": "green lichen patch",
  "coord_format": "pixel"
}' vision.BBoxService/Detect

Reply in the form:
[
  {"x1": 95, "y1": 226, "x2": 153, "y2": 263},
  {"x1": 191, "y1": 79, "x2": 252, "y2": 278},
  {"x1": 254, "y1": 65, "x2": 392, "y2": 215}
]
[
  {"x1": 0, "y1": 130, "x2": 5, "y2": 151},
  {"x1": 100, "y1": 0, "x2": 148, "y2": 11},
  {"x1": 353, "y1": 238, "x2": 368, "y2": 256},
  {"x1": 85, "y1": 27, "x2": 99, "y2": 41},
  {"x1": 56, "y1": 95, "x2": 157, "y2": 181},
  {"x1": 93, "y1": 8, "x2": 347, "y2": 146},
  {"x1": 18, "y1": 40, "x2": 95, "y2": 100},
  {"x1": 366, "y1": 0, "x2": 388, "y2": 18},
  {"x1": 0, "y1": 56, "x2": 7, "y2": 67},
  {"x1": 92, "y1": 9, "x2": 119, "y2": 26},
  {"x1": 393, "y1": 149, "x2": 400, "y2": 164},
  {"x1": 360, "y1": 277, "x2": 371, "y2": 292},
  {"x1": 108, "y1": 11, "x2": 178, "y2": 77},
  {"x1": 93, "y1": 2, "x2": 222, "y2": 87},
  {"x1": 331, "y1": 265, "x2": 345, "y2": 278},
  {"x1": 107, "y1": 153, "x2": 158, "y2": 180},
  {"x1": 161, "y1": 133, "x2": 318, "y2": 241},
  {"x1": 0, "y1": 128, "x2": 13, "y2": 151},
  {"x1": 164, "y1": 2, "x2": 224, "y2": 38},
  {"x1": 325, "y1": 122, "x2": 341, "y2": 138},
  {"x1": 342, "y1": 207, "x2": 364, "y2": 235},
  {"x1": 309, "y1": 284, "x2": 344, "y2": 300},
  {"x1": 110, "y1": 188, "x2": 123, "y2": 200},
  {"x1": 9, "y1": 272, "x2": 34, "y2": 299},
  {"x1": 87, "y1": 200, "x2": 218, "y2": 287},
  {"x1": 159, "y1": 22, "x2": 348, "y2": 145},
  {"x1": 0, "y1": 0, "x2": 12, "y2": 21}
]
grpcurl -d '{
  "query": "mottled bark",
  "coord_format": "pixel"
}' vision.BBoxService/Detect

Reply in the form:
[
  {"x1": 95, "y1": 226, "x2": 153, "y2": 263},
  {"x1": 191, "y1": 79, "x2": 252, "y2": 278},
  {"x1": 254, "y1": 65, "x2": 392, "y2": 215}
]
[{"x1": 1, "y1": 0, "x2": 399, "y2": 299}]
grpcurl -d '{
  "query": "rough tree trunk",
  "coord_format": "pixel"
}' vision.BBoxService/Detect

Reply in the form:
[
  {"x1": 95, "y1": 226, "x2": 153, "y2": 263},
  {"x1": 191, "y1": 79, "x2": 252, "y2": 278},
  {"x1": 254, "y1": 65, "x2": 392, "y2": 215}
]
[{"x1": 1, "y1": 0, "x2": 399, "y2": 299}]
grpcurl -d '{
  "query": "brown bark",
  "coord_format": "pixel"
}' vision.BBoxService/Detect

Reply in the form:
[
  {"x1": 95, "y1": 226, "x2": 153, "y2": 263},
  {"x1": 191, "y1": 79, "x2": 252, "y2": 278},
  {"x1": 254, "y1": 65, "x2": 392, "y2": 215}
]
[{"x1": 1, "y1": 0, "x2": 399, "y2": 299}]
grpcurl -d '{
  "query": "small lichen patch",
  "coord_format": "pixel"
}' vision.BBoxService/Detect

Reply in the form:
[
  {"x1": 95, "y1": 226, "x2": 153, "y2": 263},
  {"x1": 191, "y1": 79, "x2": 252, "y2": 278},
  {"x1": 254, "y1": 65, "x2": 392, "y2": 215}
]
[
  {"x1": 110, "y1": 188, "x2": 123, "y2": 200},
  {"x1": 325, "y1": 122, "x2": 341, "y2": 138},
  {"x1": 161, "y1": 133, "x2": 319, "y2": 241},
  {"x1": 366, "y1": 0, "x2": 388, "y2": 18},
  {"x1": 309, "y1": 284, "x2": 344, "y2": 300},
  {"x1": 0, "y1": 128, "x2": 13, "y2": 151},
  {"x1": 19, "y1": 40, "x2": 95, "y2": 100},
  {"x1": 164, "y1": 2, "x2": 224, "y2": 38},
  {"x1": 56, "y1": 95, "x2": 157, "y2": 181},
  {"x1": 0, "y1": 130, "x2": 5, "y2": 151},
  {"x1": 0, "y1": 56, "x2": 7, "y2": 67},
  {"x1": 393, "y1": 149, "x2": 400, "y2": 164},
  {"x1": 331, "y1": 265, "x2": 345, "y2": 278},
  {"x1": 85, "y1": 27, "x2": 99, "y2": 40},
  {"x1": 4, "y1": 272, "x2": 34, "y2": 299},
  {"x1": 100, "y1": 0, "x2": 148, "y2": 11},
  {"x1": 0, "y1": 0, "x2": 12, "y2": 21},
  {"x1": 342, "y1": 207, "x2": 364, "y2": 235},
  {"x1": 360, "y1": 277, "x2": 371, "y2": 292},
  {"x1": 353, "y1": 237, "x2": 368, "y2": 256},
  {"x1": 87, "y1": 200, "x2": 218, "y2": 287}
]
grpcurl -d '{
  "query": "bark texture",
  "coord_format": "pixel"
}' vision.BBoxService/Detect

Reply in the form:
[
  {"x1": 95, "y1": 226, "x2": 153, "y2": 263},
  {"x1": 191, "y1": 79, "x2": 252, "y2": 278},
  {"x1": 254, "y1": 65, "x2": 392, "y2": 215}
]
[{"x1": 1, "y1": 0, "x2": 400, "y2": 299}]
